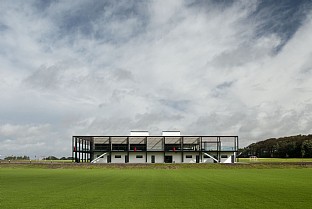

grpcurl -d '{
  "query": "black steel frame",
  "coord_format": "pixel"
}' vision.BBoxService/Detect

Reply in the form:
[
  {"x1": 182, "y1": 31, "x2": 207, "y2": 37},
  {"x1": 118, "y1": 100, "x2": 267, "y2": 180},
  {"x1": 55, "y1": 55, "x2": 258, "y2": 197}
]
[{"x1": 72, "y1": 135, "x2": 239, "y2": 163}]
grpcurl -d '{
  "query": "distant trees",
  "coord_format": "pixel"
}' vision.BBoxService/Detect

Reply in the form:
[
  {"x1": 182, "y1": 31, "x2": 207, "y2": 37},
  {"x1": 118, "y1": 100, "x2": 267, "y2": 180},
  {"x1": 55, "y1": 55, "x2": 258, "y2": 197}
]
[
  {"x1": 4, "y1": 156, "x2": 30, "y2": 160},
  {"x1": 241, "y1": 135, "x2": 312, "y2": 158},
  {"x1": 42, "y1": 156, "x2": 73, "y2": 160},
  {"x1": 2, "y1": 156, "x2": 73, "y2": 160},
  {"x1": 60, "y1": 157, "x2": 73, "y2": 160},
  {"x1": 301, "y1": 139, "x2": 312, "y2": 157},
  {"x1": 43, "y1": 156, "x2": 59, "y2": 160}
]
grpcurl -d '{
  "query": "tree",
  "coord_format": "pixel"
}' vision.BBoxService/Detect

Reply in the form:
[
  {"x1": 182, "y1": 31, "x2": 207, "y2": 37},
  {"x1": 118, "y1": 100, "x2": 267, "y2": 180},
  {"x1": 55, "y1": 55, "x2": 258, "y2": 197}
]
[
  {"x1": 301, "y1": 139, "x2": 312, "y2": 157},
  {"x1": 241, "y1": 134, "x2": 312, "y2": 158},
  {"x1": 43, "y1": 156, "x2": 59, "y2": 160}
]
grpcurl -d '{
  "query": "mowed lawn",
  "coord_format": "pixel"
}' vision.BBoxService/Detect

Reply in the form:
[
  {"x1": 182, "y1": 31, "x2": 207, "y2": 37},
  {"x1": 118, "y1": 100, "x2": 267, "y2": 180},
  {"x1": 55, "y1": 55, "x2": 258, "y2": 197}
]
[
  {"x1": 238, "y1": 158, "x2": 312, "y2": 163},
  {"x1": 0, "y1": 167, "x2": 311, "y2": 209}
]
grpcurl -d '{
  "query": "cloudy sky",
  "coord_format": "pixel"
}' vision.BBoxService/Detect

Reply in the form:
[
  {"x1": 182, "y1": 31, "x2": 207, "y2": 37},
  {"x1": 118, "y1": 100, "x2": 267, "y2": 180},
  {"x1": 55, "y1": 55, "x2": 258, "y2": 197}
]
[{"x1": 1, "y1": 0, "x2": 312, "y2": 158}]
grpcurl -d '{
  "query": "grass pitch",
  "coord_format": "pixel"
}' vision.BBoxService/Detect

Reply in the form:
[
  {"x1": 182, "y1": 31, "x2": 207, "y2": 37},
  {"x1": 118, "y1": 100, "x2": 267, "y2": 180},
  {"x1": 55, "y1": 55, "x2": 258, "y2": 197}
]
[
  {"x1": 0, "y1": 165, "x2": 311, "y2": 209},
  {"x1": 238, "y1": 158, "x2": 312, "y2": 163}
]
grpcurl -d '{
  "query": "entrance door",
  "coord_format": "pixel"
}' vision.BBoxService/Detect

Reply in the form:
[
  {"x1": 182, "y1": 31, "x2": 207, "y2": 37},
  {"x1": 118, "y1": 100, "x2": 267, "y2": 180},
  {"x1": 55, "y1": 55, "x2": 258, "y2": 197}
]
[
  {"x1": 107, "y1": 155, "x2": 111, "y2": 163},
  {"x1": 125, "y1": 155, "x2": 129, "y2": 163},
  {"x1": 151, "y1": 155, "x2": 155, "y2": 163},
  {"x1": 164, "y1": 156, "x2": 173, "y2": 163},
  {"x1": 196, "y1": 155, "x2": 200, "y2": 163}
]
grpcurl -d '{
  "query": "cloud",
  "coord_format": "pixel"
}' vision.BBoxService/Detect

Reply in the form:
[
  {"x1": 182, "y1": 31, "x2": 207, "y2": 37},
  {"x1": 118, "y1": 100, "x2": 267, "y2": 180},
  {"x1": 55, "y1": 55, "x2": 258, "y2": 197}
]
[
  {"x1": 0, "y1": 123, "x2": 66, "y2": 157},
  {"x1": 0, "y1": 0, "x2": 312, "y2": 157}
]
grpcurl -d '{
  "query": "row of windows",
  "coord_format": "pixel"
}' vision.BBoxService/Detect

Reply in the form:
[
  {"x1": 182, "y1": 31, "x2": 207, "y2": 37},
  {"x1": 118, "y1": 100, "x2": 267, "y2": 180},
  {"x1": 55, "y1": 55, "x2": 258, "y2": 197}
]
[
  {"x1": 185, "y1": 155, "x2": 227, "y2": 158},
  {"x1": 114, "y1": 155, "x2": 143, "y2": 158},
  {"x1": 202, "y1": 155, "x2": 228, "y2": 158},
  {"x1": 102, "y1": 155, "x2": 228, "y2": 159}
]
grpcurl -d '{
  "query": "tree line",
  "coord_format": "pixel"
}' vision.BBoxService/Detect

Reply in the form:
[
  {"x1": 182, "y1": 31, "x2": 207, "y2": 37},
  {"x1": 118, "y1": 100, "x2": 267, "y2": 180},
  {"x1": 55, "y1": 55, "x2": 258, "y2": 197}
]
[
  {"x1": 240, "y1": 134, "x2": 312, "y2": 158},
  {"x1": 4, "y1": 156, "x2": 30, "y2": 160},
  {"x1": 3, "y1": 156, "x2": 73, "y2": 160},
  {"x1": 42, "y1": 156, "x2": 73, "y2": 160}
]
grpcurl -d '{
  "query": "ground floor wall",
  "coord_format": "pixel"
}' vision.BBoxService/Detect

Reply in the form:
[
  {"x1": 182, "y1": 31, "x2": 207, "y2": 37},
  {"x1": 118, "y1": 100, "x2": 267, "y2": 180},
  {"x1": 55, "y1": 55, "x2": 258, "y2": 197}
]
[
  {"x1": 146, "y1": 152, "x2": 164, "y2": 163},
  {"x1": 91, "y1": 151, "x2": 236, "y2": 163},
  {"x1": 129, "y1": 152, "x2": 146, "y2": 163}
]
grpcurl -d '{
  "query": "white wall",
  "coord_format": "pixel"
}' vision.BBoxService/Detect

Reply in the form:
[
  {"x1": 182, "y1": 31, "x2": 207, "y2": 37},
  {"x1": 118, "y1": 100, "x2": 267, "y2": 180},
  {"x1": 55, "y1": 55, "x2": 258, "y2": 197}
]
[
  {"x1": 183, "y1": 152, "x2": 198, "y2": 163},
  {"x1": 164, "y1": 152, "x2": 182, "y2": 163},
  {"x1": 130, "y1": 131, "x2": 149, "y2": 136},
  {"x1": 147, "y1": 152, "x2": 164, "y2": 163},
  {"x1": 129, "y1": 152, "x2": 146, "y2": 163},
  {"x1": 92, "y1": 151, "x2": 236, "y2": 163},
  {"x1": 201, "y1": 152, "x2": 218, "y2": 163},
  {"x1": 111, "y1": 152, "x2": 127, "y2": 163},
  {"x1": 93, "y1": 152, "x2": 108, "y2": 163},
  {"x1": 220, "y1": 152, "x2": 234, "y2": 163},
  {"x1": 162, "y1": 131, "x2": 180, "y2": 136}
]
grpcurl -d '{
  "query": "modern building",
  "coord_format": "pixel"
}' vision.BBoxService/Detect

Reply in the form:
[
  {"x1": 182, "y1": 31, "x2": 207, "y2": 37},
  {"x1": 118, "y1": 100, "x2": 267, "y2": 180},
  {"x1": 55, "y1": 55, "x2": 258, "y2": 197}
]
[{"x1": 72, "y1": 131, "x2": 239, "y2": 163}]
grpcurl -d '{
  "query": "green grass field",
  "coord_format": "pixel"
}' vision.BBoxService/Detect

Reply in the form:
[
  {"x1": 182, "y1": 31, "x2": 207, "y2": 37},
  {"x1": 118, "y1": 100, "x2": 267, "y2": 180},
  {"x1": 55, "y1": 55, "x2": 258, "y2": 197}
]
[
  {"x1": 238, "y1": 158, "x2": 312, "y2": 163},
  {"x1": 0, "y1": 165, "x2": 311, "y2": 209}
]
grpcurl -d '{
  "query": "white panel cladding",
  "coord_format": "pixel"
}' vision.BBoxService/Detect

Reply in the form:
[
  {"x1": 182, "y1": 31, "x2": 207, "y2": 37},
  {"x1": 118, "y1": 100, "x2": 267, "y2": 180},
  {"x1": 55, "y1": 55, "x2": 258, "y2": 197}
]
[
  {"x1": 162, "y1": 131, "x2": 180, "y2": 136},
  {"x1": 111, "y1": 152, "x2": 127, "y2": 163},
  {"x1": 94, "y1": 152, "x2": 108, "y2": 163},
  {"x1": 129, "y1": 152, "x2": 145, "y2": 163},
  {"x1": 183, "y1": 152, "x2": 198, "y2": 163},
  {"x1": 202, "y1": 152, "x2": 219, "y2": 163},
  {"x1": 165, "y1": 152, "x2": 182, "y2": 163},
  {"x1": 220, "y1": 152, "x2": 234, "y2": 163},
  {"x1": 130, "y1": 131, "x2": 149, "y2": 136},
  {"x1": 147, "y1": 152, "x2": 164, "y2": 163},
  {"x1": 92, "y1": 152, "x2": 236, "y2": 163}
]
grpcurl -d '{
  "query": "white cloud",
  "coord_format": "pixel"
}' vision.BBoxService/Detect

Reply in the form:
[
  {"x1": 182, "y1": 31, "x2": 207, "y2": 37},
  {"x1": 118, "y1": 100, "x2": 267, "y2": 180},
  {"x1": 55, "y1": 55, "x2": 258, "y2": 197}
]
[{"x1": 0, "y1": 0, "x2": 312, "y2": 157}]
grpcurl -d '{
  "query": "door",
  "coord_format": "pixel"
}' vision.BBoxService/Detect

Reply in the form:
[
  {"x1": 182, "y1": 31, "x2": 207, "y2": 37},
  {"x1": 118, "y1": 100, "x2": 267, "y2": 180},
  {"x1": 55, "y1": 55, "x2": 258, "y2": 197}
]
[
  {"x1": 107, "y1": 155, "x2": 111, "y2": 163},
  {"x1": 151, "y1": 155, "x2": 155, "y2": 163},
  {"x1": 125, "y1": 155, "x2": 129, "y2": 163},
  {"x1": 164, "y1": 156, "x2": 173, "y2": 163},
  {"x1": 196, "y1": 155, "x2": 200, "y2": 163}
]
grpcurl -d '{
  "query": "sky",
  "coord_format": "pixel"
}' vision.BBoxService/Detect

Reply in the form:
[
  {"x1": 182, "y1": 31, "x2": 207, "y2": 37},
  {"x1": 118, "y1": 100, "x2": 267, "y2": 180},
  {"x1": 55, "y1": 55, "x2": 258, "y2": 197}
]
[{"x1": 1, "y1": 0, "x2": 312, "y2": 158}]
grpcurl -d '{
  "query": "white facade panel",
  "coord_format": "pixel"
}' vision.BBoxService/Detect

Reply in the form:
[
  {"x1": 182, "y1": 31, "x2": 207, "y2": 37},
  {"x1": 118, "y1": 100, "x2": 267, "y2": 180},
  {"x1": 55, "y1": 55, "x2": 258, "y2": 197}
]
[
  {"x1": 94, "y1": 152, "x2": 108, "y2": 163},
  {"x1": 111, "y1": 152, "x2": 127, "y2": 163},
  {"x1": 147, "y1": 152, "x2": 164, "y2": 163},
  {"x1": 165, "y1": 152, "x2": 182, "y2": 163},
  {"x1": 92, "y1": 151, "x2": 236, "y2": 163},
  {"x1": 129, "y1": 152, "x2": 146, "y2": 163},
  {"x1": 220, "y1": 152, "x2": 234, "y2": 163},
  {"x1": 162, "y1": 131, "x2": 180, "y2": 136},
  {"x1": 202, "y1": 152, "x2": 218, "y2": 163},
  {"x1": 130, "y1": 131, "x2": 149, "y2": 136},
  {"x1": 184, "y1": 152, "x2": 198, "y2": 163}
]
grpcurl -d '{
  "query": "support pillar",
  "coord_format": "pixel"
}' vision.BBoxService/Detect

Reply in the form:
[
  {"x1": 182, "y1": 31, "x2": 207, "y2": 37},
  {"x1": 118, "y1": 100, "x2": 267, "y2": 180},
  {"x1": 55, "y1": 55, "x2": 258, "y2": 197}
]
[
  {"x1": 181, "y1": 137, "x2": 184, "y2": 163},
  {"x1": 145, "y1": 137, "x2": 147, "y2": 163}
]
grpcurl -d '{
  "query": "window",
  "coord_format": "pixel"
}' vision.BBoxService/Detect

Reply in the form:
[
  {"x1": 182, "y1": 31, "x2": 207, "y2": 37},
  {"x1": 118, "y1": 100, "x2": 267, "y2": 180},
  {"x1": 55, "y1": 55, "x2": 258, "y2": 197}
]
[
  {"x1": 115, "y1": 155, "x2": 121, "y2": 158},
  {"x1": 221, "y1": 155, "x2": 228, "y2": 158},
  {"x1": 185, "y1": 155, "x2": 192, "y2": 158},
  {"x1": 203, "y1": 155, "x2": 209, "y2": 158},
  {"x1": 136, "y1": 155, "x2": 143, "y2": 158}
]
